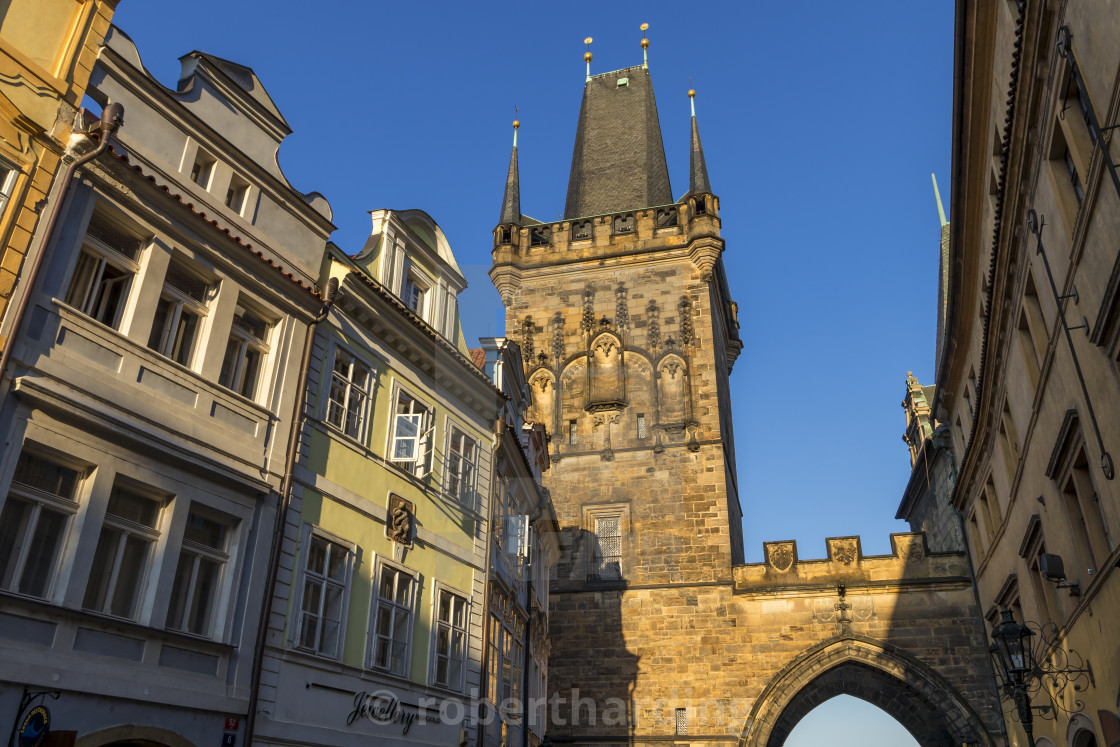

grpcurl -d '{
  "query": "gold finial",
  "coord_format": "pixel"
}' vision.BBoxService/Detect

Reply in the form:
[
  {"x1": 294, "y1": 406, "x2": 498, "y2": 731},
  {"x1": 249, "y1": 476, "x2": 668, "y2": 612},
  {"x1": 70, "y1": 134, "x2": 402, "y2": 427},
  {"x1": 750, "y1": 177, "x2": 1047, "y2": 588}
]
[
  {"x1": 584, "y1": 36, "x2": 593, "y2": 80},
  {"x1": 640, "y1": 23, "x2": 650, "y2": 67},
  {"x1": 513, "y1": 120, "x2": 520, "y2": 129},
  {"x1": 512, "y1": 107, "x2": 519, "y2": 147},
  {"x1": 688, "y1": 83, "x2": 696, "y2": 116},
  {"x1": 688, "y1": 89, "x2": 696, "y2": 98}
]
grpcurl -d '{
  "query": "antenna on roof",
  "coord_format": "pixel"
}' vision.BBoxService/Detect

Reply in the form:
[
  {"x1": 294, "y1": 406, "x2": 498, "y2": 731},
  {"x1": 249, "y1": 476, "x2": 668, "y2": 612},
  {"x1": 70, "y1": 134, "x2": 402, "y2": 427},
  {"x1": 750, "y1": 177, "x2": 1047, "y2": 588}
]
[
  {"x1": 640, "y1": 23, "x2": 650, "y2": 68},
  {"x1": 932, "y1": 173, "x2": 948, "y2": 227},
  {"x1": 584, "y1": 37, "x2": 594, "y2": 81}
]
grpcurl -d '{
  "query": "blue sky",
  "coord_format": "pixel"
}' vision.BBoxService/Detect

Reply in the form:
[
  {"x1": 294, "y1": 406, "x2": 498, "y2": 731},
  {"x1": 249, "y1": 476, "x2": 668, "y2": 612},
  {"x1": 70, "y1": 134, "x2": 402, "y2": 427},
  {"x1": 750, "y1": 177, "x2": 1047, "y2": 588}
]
[{"x1": 110, "y1": 2, "x2": 950, "y2": 742}]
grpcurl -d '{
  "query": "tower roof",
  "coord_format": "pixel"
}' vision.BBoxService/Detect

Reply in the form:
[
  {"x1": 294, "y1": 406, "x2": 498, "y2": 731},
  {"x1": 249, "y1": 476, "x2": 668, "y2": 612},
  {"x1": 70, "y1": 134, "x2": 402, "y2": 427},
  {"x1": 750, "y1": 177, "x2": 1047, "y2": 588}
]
[
  {"x1": 689, "y1": 109, "x2": 712, "y2": 196},
  {"x1": 563, "y1": 65, "x2": 672, "y2": 219},
  {"x1": 499, "y1": 142, "x2": 521, "y2": 225}
]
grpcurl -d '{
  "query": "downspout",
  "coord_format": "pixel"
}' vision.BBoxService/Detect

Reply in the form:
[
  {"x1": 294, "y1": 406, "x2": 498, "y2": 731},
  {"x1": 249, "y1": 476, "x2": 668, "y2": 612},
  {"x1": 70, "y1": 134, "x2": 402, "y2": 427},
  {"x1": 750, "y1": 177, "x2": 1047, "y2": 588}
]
[
  {"x1": 0, "y1": 103, "x2": 124, "y2": 386},
  {"x1": 479, "y1": 416, "x2": 506, "y2": 747},
  {"x1": 243, "y1": 275, "x2": 338, "y2": 746}
]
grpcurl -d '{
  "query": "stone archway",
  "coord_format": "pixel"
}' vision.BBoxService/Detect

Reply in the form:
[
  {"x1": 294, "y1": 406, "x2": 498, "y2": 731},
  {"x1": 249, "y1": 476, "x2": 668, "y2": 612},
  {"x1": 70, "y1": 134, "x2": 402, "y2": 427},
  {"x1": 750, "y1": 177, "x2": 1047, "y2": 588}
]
[
  {"x1": 741, "y1": 636, "x2": 995, "y2": 747},
  {"x1": 75, "y1": 726, "x2": 198, "y2": 747}
]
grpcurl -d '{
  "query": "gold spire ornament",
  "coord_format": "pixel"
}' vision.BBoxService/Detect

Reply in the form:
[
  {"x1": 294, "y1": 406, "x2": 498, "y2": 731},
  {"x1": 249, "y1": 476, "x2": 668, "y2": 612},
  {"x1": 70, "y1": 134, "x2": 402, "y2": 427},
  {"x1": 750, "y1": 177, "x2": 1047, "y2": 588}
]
[
  {"x1": 513, "y1": 115, "x2": 519, "y2": 147},
  {"x1": 640, "y1": 23, "x2": 649, "y2": 68},
  {"x1": 689, "y1": 77, "x2": 696, "y2": 117},
  {"x1": 584, "y1": 36, "x2": 593, "y2": 80}
]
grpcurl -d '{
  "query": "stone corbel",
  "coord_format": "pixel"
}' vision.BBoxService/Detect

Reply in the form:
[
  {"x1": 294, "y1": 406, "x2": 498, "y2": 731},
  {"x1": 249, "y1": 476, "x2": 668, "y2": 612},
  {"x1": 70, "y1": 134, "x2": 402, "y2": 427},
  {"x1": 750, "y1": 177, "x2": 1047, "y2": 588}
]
[
  {"x1": 688, "y1": 236, "x2": 724, "y2": 281},
  {"x1": 489, "y1": 264, "x2": 522, "y2": 307}
]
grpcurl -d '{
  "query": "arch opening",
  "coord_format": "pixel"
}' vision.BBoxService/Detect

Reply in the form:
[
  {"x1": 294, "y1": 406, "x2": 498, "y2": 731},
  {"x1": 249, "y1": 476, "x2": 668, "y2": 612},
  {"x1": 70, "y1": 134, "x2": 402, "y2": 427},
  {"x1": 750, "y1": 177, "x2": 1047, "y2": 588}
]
[
  {"x1": 784, "y1": 694, "x2": 918, "y2": 746},
  {"x1": 767, "y1": 661, "x2": 953, "y2": 747}
]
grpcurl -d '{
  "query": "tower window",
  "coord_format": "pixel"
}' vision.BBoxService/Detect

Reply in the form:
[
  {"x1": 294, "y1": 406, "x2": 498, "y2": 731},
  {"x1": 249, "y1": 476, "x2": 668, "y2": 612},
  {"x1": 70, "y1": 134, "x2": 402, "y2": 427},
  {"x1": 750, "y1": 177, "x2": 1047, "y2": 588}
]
[
  {"x1": 568, "y1": 419, "x2": 578, "y2": 446},
  {"x1": 675, "y1": 708, "x2": 688, "y2": 736},
  {"x1": 637, "y1": 413, "x2": 647, "y2": 439}
]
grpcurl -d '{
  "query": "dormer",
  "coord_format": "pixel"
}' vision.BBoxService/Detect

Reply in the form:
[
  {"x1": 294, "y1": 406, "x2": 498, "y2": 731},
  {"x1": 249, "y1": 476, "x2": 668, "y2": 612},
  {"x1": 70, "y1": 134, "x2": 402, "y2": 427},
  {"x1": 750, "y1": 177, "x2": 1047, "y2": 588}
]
[{"x1": 355, "y1": 208, "x2": 467, "y2": 345}]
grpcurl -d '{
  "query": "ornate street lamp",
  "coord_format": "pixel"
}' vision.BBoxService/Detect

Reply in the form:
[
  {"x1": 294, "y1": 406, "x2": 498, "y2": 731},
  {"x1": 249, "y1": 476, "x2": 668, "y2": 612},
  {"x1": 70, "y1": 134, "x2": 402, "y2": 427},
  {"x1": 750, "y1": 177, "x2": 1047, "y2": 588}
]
[
  {"x1": 989, "y1": 610, "x2": 1095, "y2": 747},
  {"x1": 990, "y1": 610, "x2": 1038, "y2": 747}
]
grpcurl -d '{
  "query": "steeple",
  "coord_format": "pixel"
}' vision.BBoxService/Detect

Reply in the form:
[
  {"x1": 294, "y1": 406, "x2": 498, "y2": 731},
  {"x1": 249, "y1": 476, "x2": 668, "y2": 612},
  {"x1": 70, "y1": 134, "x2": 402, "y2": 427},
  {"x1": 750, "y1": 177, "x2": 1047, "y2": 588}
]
[
  {"x1": 563, "y1": 63, "x2": 672, "y2": 220},
  {"x1": 688, "y1": 88, "x2": 711, "y2": 196},
  {"x1": 498, "y1": 120, "x2": 521, "y2": 225}
]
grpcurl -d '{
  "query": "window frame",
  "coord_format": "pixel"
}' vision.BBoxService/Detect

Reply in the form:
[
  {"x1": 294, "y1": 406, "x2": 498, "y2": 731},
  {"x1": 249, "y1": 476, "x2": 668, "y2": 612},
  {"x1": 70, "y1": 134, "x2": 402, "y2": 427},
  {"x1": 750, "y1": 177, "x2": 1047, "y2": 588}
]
[
  {"x1": 166, "y1": 504, "x2": 235, "y2": 638},
  {"x1": 0, "y1": 447, "x2": 86, "y2": 600},
  {"x1": 64, "y1": 208, "x2": 146, "y2": 330},
  {"x1": 445, "y1": 423, "x2": 478, "y2": 505},
  {"x1": 367, "y1": 555, "x2": 419, "y2": 676},
  {"x1": 293, "y1": 525, "x2": 354, "y2": 660},
  {"x1": 0, "y1": 159, "x2": 18, "y2": 216},
  {"x1": 389, "y1": 384, "x2": 434, "y2": 475},
  {"x1": 146, "y1": 257, "x2": 213, "y2": 368},
  {"x1": 429, "y1": 581, "x2": 470, "y2": 692},
  {"x1": 325, "y1": 345, "x2": 374, "y2": 442},
  {"x1": 583, "y1": 503, "x2": 630, "y2": 581},
  {"x1": 219, "y1": 301, "x2": 274, "y2": 401},
  {"x1": 82, "y1": 481, "x2": 167, "y2": 621}
]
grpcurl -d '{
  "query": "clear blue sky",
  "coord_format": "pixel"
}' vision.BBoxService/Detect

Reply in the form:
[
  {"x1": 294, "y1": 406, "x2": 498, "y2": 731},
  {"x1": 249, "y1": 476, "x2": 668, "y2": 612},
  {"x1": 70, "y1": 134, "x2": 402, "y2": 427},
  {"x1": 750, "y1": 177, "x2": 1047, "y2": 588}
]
[{"x1": 111, "y1": 2, "x2": 949, "y2": 742}]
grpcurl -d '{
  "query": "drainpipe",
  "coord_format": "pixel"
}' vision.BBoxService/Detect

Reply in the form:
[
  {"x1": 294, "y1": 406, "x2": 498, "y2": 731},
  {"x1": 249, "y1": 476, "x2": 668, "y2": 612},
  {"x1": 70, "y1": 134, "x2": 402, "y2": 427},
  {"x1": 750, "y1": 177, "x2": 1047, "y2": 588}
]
[
  {"x1": 243, "y1": 275, "x2": 338, "y2": 746},
  {"x1": 0, "y1": 103, "x2": 124, "y2": 387},
  {"x1": 479, "y1": 415, "x2": 506, "y2": 747}
]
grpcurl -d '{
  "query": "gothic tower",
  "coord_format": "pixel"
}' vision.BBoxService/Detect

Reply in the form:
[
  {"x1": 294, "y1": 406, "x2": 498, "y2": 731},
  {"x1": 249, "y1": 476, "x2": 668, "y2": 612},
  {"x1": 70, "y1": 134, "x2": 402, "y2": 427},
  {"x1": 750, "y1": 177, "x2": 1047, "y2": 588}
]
[{"x1": 490, "y1": 43, "x2": 744, "y2": 739}]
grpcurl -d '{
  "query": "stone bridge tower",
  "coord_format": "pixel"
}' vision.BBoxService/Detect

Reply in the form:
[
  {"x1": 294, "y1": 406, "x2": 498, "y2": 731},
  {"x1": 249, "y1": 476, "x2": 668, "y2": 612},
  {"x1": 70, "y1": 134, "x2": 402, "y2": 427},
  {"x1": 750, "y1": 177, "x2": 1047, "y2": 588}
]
[{"x1": 489, "y1": 43, "x2": 1002, "y2": 747}]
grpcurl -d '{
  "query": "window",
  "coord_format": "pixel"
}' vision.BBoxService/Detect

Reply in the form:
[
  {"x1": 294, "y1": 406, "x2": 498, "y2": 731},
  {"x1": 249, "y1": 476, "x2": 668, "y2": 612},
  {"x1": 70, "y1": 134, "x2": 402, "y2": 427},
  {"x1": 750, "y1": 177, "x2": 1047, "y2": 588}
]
[
  {"x1": 190, "y1": 150, "x2": 216, "y2": 189},
  {"x1": 297, "y1": 532, "x2": 350, "y2": 657},
  {"x1": 391, "y1": 389, "x2": 433, "y2": 474},
  {"x1": 637, "y1": 413, "x2": 647, "y2": 440},
  {"x1": 567, "y1": 419, "x2": 578, "y2": 446},
  {"x1": 225, "y1": 173, "x2": 250, "y2": 214},
  {"x1": 326, "y1": 349, "x2": 371, "y2": 439},
  {"x1": 0, "y1": 449, "x2": 82, "y2": 598},
  {"x1": 676, "y1": 708, "x2": 688, "y2": 736},
  {"x1": 1061, "y1": 450, "x2": 1110, "y2": 573},
  {"x1": 446, "y1": 426, "x2": 477, "y2": 503},
  {"x1": 219, "y1": 304, "x2": 271, "y2": 399},
  {"x1": 585, "y1": 504, "x2": 629, "y2": 581},
  {"x1": 0, "y1": 160, "x2": 17, "y2": 215},
  {"x1": 147, "y1": 258, "x2": 211, "y2": 366},
  {"x1": 593, "y1": 515, "x2": 622, "y2": 580},
  {"x1": 1063, "y1": 147, "x2": 1085, "y2": 206},
  {"x1": 370, "y1": 560, "x2": 416, "y2": 675},
  {"x1": 1017, "y1": 271, "x2": 1048, "y2": 389},
  {"x1": 167, "y1": 508, "x2": 231, "y2": 637},
  {"x1": 432, "y1": 587, "x2": 468, "y2": 691},
  {"x1": 83, "y1": 483, "x2": 163, "y2": 619},
  {"x1": 65, "y1": 206, "x2": 145, "y2": 329},
  {"x1": 486, "y1": 600, "x2": 525, "y2": 716}
]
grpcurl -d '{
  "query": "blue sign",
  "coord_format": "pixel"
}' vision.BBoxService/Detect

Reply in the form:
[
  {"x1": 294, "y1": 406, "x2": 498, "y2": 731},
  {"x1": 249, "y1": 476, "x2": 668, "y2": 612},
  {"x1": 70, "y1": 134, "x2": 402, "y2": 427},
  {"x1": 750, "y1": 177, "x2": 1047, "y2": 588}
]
[
  {"x1": 221, "y1": 733, "x2": 236, "y2": 746},
  {"x1": 18, "y1": 705, "x2": 50, "y2": 747}
]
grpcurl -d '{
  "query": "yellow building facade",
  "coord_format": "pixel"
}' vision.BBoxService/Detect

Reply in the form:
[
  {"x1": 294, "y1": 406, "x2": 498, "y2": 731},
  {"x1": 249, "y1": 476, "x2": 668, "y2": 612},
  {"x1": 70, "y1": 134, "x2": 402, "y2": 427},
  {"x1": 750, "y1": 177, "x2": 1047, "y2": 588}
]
[{"x1": 0, "y1": 0, "x2": 118, "y2": 347}]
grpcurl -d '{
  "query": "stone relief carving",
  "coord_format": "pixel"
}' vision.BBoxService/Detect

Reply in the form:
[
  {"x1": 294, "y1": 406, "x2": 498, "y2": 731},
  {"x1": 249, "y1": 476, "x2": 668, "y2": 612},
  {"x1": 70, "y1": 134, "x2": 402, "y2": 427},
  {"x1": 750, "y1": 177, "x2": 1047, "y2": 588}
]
[
  {"x1": 387, "y1": 494, "x2": 414, "y2": 546},
  {"x1": 766, "y1": 542, "x2": 796, "y2": 571},
  {"x1": 646, "y1": 300, "x2": 661, "y2": 351}
]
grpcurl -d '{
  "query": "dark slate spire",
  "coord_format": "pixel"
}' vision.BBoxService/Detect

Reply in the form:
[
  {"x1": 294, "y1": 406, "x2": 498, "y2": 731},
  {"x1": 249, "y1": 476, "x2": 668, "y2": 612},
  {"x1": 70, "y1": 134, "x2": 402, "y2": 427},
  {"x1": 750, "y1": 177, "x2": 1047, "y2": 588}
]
[
  {"x1": 688, "y1": 89, "x2": 712, "y2": 195},
  {"x1": 563, "y1": 65, "x2": 672, "y2": 220},
  {"x1": 499, "y1": 120, "x2": 521, "y2": 225}
]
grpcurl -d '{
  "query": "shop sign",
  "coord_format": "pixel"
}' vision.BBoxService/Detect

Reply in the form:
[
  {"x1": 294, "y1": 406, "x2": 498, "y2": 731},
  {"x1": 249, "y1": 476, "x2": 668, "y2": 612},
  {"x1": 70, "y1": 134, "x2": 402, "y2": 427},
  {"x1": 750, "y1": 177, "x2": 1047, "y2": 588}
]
[
  {"x1": 18, "y1": 705, "x2": 50, "y2": 747},
  {"x1": 346, "y1": 690, "x2": 442, "y2": 736}
]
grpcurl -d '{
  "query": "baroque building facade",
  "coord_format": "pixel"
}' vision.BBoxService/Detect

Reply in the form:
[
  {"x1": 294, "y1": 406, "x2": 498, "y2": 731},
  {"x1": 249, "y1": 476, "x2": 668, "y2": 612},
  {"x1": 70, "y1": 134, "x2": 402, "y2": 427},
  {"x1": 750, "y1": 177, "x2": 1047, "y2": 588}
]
[
  {"x1": 900, "y1": 1, "x2": 1120, "y2": 746},
  {"x1": 0, "y1": 25, "x2": 333, "y2": 747},
  {"x1": 252, "y1": 210, "x2": 506, "y2": 747}
]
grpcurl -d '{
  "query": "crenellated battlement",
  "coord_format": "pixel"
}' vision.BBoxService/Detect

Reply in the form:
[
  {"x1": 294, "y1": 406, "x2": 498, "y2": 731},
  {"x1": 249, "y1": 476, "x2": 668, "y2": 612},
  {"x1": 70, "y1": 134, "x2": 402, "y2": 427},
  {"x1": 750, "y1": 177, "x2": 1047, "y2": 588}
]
[
  {"x1": 491, "y1": 195, "x2": 720, "y2": 275},
  {"x1": 733, "y1": 533, "x2": 972, "y2": 596}
]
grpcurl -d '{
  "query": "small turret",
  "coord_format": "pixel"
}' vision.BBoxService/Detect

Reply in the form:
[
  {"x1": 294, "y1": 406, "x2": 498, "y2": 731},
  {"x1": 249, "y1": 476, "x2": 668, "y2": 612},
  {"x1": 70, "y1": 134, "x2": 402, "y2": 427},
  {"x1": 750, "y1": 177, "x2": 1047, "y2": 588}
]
[{"x1": 688, "y1": 88, "x2": 712, "y2": 197}]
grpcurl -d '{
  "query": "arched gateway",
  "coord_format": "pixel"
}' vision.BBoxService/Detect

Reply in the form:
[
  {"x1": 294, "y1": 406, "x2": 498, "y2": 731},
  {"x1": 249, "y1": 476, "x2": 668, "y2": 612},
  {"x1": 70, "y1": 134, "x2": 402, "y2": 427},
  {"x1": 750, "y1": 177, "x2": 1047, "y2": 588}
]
[{"x1": 742, "y1": 636, "x2": 995, "y2": 747}]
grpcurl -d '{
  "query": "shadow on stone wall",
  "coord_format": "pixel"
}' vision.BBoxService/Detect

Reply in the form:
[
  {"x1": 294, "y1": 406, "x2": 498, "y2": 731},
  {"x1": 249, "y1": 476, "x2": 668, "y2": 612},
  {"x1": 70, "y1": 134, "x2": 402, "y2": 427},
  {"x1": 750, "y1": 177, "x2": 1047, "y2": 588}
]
[{"x1": 545, "y1": 526, "x2": 639, "y2": 742}]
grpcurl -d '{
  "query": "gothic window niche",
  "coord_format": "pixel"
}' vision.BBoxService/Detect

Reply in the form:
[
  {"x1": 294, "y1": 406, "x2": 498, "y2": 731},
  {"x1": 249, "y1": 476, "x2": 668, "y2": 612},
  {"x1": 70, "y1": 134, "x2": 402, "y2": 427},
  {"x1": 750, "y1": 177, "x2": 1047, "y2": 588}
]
[
  {"x1": 655, "y1": 353, "x2": 691, "y2": 432},
  {"x1": 586, "y1": 330, "x2": 626, "y2": 412}
]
